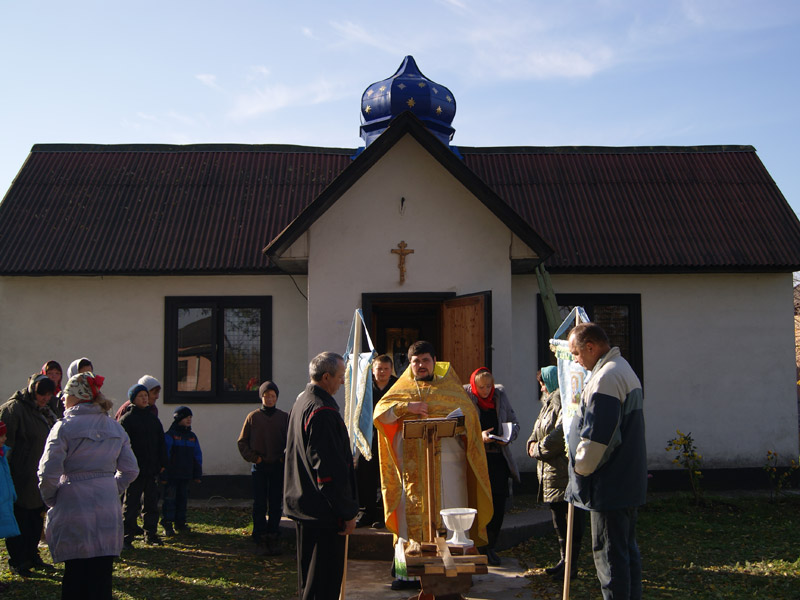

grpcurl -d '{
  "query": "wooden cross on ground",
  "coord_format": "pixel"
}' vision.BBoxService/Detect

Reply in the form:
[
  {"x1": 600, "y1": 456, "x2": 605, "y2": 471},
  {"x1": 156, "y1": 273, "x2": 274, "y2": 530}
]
[{"x1": 391, "y1": 240, "x2": 414, "y2": 284}]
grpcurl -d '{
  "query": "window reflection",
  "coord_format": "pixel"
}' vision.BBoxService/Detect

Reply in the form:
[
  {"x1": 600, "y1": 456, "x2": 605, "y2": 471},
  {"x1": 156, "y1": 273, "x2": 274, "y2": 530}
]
[{"x1": 177, "y1": 308, "x2": 213, "y2": 392}]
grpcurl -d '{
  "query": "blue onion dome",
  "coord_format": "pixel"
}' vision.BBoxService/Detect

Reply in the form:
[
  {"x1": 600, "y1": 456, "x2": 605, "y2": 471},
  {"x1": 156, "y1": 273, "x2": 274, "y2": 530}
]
[{"x1": 360, "y1": 56, "x2": 456, "y2": 147}]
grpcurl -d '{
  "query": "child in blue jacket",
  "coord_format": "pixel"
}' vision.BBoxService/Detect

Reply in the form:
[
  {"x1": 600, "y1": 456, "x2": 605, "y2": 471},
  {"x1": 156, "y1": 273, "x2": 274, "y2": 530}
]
[
  {"x1": 161, "y1": 407, "x2": 202, "y2": 536},
  {"x1": 0, "y1": 420, "x2": 21, "y2": 540}
]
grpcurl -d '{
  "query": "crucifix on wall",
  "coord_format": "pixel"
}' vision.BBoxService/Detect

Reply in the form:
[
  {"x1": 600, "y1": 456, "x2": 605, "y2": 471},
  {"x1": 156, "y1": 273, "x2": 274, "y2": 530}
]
[{"x1": 391, "y1": 240, "x2": 414, "y2": 285}]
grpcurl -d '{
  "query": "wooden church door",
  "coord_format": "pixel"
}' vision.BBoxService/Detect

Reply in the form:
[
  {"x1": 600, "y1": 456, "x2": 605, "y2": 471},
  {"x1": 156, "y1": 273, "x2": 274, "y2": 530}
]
[{"x1": 441, "y1": 291, "x2": 491, "y2": 382}]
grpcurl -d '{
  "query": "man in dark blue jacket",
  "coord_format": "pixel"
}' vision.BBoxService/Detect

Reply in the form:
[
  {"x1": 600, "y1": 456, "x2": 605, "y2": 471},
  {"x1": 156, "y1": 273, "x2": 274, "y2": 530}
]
[{"x1": 284, "y1": 352, "x2": 358, "y2": 600}]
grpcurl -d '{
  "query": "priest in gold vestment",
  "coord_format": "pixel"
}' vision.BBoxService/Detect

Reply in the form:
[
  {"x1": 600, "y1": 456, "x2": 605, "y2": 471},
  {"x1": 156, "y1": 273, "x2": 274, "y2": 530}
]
[{"x1": 374, "y1": 341, "x2": 493, "y2": 549}]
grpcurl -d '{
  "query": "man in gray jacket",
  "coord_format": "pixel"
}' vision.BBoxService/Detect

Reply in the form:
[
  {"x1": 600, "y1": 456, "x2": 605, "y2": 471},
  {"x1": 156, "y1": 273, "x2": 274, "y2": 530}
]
[{"x1": 567, "y1": 323, "x2": 647, "y2": 600}]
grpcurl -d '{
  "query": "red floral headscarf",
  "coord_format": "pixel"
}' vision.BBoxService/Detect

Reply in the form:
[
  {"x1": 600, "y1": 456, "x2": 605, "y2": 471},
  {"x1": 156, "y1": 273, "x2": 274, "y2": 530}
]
[{"x1": 64, "y1": 372, "x2": 105, "y2": 404}]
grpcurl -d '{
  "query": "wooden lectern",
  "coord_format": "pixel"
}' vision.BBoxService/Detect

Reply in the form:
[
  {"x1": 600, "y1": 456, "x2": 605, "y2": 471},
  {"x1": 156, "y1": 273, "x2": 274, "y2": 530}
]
[
  {"x1": 401, "y1": 418, "x2": 487, "y2": 600},
  {"x1": 402, "y1": 417, "x2": 457, "y2": 542}
]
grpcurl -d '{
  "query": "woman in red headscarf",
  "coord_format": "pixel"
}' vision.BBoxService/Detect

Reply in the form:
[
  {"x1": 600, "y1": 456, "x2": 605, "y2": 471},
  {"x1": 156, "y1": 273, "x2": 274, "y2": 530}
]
[{"x1": 463, "y1": 367, "x2": 520, "y2": 566}]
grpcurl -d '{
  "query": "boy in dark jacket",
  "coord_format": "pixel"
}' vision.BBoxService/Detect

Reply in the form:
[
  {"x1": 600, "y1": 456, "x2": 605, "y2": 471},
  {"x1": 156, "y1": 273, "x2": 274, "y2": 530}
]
[
  {"x1": 161, "y1": 406, "x2": 202, "y2": 536},
  {"x1": 119, "y1": 384, "x2": 167, "y2": 547},
  {"x1": 237, "y1": 380, "x2": 288, "y2": 555}
]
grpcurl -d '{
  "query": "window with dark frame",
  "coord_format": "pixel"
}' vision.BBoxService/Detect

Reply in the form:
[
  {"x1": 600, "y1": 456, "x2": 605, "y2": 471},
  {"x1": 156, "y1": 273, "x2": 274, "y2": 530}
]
[
  {"x1": 164, "y1": 297, "x2": 272, "y2": 404},
  {"x1": 536, "y1": 293, "x2": 643, "y2": 384}
]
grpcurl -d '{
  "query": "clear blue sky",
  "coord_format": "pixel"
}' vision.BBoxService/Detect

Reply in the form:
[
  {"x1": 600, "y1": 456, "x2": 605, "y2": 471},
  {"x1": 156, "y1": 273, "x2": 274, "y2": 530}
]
[{"x1": 2, "y1": 1, "x2": 799, "y2": 216}]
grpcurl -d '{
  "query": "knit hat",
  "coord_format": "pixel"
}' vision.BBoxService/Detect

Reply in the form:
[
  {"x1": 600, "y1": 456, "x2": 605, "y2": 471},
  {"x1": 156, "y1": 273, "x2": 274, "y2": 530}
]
[
  {"x1": 541, "y1": 366, "x2": 559, "y2": 394},
  {"x1": 0, "y1": 421, "x2": 6, "y2": 437},
  {"x1": 128, "y1": 384, "x2": 149, "y2": 403},
  {"x1": 173, "y1": 406, "x2": 192, "y2": 422},
  {"x1": 258, "y1": 381, "x2": 279, "y2": 398},
  {"x1": 138, "y1": 375, "x2": 162, "y2": 391}
]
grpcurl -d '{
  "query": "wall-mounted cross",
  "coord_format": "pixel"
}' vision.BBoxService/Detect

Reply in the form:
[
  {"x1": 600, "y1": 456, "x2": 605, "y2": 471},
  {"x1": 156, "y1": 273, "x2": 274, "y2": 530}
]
[{"x1": 391, "y1": 240, "x2": 414, "y2": 285}]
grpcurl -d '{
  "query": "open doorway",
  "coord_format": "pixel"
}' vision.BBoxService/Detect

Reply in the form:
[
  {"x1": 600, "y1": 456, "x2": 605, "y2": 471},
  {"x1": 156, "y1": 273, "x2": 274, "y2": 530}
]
[{"x1": 362, "y1": 291, "x2": 491, "y2": 382}]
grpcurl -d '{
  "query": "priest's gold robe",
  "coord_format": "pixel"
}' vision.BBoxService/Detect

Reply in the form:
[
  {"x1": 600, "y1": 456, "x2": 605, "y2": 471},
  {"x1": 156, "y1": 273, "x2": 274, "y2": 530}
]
[{"x1": 374, "y1": 362, "x2": 493, "y2": 546}]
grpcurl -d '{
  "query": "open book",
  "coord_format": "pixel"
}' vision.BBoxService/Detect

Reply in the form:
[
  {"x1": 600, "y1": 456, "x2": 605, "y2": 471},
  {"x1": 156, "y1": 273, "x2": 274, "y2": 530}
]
[{"x1": 487, "y1": 422, "x2": 513, "y2": 443}]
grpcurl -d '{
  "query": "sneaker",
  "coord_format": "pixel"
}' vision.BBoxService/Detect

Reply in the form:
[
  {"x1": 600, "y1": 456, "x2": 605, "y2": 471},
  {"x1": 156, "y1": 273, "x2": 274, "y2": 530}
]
[
  {"x1": 175, "y1": 523, "x2": 191, "y2": 534},
  {"x1": 9, "y1": 564, "x2": 32, "y2": 578},
  {"x1": 162, "y1": 522, "x2": 175, "y2": 537},
  {"x1": 545, "y1": 560, "x2": 565, "y2": 576},
  {"x1": 123, "y1": 537, "x2": 135, "y2": 551},
  {"x1": 390, "y1": 579, "x2": 421, "y2": 591},
  {"x1": 145, "y1": 533, "x2": 164, "y2": 546},
  {"x1": 263, "y1": 533, "x2": 282, "y2": 556},
  {"x1": 31, "y1": 556, "x2": 55, "y2": 572},
  {"x1": 371, "y1": 520, "x2": 385, "y2": 529}
]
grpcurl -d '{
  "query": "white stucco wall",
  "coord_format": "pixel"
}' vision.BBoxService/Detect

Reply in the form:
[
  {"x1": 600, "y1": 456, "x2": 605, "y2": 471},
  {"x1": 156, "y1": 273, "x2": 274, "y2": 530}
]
[
  {"x1": 306, "y1": 134, "x2": 516, "y2": 388},
  {"x1": 510, "y1": 272, "x2": 799, "y2": 472},
  {"x1": 0, "y1": 274, "x2": 308, "y2": 475}
]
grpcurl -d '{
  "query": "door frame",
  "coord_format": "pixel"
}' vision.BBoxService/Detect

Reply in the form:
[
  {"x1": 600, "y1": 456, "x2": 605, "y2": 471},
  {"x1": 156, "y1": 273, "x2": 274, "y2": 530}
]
[{"x1": 362, "y1": 291, "x2": 492, "y2": 371}]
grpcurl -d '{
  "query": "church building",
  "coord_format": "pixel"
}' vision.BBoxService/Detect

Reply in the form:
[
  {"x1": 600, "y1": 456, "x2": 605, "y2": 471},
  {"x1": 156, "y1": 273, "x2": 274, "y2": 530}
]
[{"x1": 1, "y1": 56, "x2": 799, "y2": 488}]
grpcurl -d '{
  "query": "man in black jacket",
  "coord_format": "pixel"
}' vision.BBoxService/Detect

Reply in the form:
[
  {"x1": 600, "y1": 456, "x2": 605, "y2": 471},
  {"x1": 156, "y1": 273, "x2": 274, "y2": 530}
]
[{"x1": 284, "y1": 352, "x2": 358, "y2": 600}]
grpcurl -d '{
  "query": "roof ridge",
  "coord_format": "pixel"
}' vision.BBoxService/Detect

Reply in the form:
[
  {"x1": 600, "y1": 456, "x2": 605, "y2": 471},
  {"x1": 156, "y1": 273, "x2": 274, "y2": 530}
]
[
  {"x1": 457, "y1": 145, "x2": 755, "y2": 155},
  {"x1": 30, "y1": 143, "x2": 356, "y2": 154}
]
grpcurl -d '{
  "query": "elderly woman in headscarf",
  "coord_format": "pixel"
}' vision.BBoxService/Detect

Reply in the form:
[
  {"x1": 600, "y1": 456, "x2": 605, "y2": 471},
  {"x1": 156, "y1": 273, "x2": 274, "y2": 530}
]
[
  {"x1": 0, "y1": 373, "x2": 59, "y2": 576},
  {"x1": 463, "y1": 367, "x2": 520, "y2": 566},
  {"x1": 527, "y1": 366, "x2": 585, "y2": 580},
  {"x1": 38, "y1": 372, "x2": 139, "y2": 600}
]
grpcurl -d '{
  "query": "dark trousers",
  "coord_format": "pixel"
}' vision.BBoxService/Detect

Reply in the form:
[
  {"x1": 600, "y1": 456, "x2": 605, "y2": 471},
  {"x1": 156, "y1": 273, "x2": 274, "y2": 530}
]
[
  {"x1": 123, "y1": 473, "x2": 160, "y2": 536},
  {"x1": 591, "y1": 507, "x2": 642, "y2": 600},
  {"x1": 296, "y1": 521, "x2": 346, "y2": 600},
  {"x1": 62, "y1": 555, "x2": 114, "y2": 600},
  {"x1": 252, "y1": 462, "x2": 284, "y2": 539},
  {"x1": 550, "y1": 500, "x2": 586, "y2": 565},
  {"x1": 5, "y1": 504, "x2": 44, "y2": 568},
  {"x1": 355, "y1": 436, "x2": 383, "y2": 523},
  {"x1": 485, "y1": 452, "x2": 510, "y2": 549},
  {"x1": 162, "y1": 479, "x2": 190, "y2": 525}
]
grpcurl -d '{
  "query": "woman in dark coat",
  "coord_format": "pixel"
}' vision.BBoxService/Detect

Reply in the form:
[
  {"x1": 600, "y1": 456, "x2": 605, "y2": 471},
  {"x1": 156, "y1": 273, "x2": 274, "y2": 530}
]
[
  {"x1": 527, "y1": 366, "x2": 584, "y2": 579},
  {"x1": 0, "y1": 374, "x2": 58, "y2": 576}
]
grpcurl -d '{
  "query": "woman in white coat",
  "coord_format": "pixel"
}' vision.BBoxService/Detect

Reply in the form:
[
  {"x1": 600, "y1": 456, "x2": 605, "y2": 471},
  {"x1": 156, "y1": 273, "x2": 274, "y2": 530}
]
[{"x1": 38, "y1": 372, "x2": 139, "y2": 600}]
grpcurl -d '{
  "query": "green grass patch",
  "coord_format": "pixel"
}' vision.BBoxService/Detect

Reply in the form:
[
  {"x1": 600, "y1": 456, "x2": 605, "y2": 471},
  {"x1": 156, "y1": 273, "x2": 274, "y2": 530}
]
[
  {"x1": 0, "y1": 506, "x2": 298, "y2": 599},
  {"x1": 509, "y1": 492, "x2": 800, "y2": 600},
  {"x1": 2, "y1": 493, "x2": 798, "y2": 599}
]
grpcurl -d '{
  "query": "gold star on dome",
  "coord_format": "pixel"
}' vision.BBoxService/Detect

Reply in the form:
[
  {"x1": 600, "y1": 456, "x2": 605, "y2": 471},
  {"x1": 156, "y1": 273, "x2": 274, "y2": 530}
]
[
  {"x1": 365, "y1": 105, "x2": 372, "y2": 114},
  {"x1": 418, "y1": 82, "x2": 426, "y2": 88},
  {"x1": 432, "y1": 87, "x2": 438, "y2": 94},
  {"x1": 379, "y1": 85, "x2": 386, "y2": 92},
  {"x1": 398, "y1": 83, "x2": 406, "y2": 90},
  {"x1": 446, "y1": 95, "x2": 452, "y2": 103},
  {"x1": 366, "y1": 89, "x2": 374, "y2": 97},
  {"x1": 406, "y1": 97, "x2": 416, "y2": 108},
  {"x1": 435, "y1": 106, "x2": 442, "y2": 115}
]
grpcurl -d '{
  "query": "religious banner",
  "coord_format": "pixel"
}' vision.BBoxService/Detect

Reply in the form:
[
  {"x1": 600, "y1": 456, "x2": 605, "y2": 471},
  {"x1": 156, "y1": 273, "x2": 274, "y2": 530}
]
[
  {"x1": 343, "y1": 309, "x2": 377, "y2": 459},
  {"x1": 549, "y1": 306, "x2": 591, "y2": 442}
]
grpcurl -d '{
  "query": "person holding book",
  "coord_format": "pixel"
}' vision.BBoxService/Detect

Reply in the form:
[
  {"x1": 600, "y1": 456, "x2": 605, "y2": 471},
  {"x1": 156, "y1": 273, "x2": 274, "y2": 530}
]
[{"x1": 463, "y1": 367, "x2": 520, "y2": 565}]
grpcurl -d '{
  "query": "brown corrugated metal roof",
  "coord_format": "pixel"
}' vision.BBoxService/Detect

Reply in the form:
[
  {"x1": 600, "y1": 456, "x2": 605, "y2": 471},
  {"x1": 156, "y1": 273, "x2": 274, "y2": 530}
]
[
  {"x1": 460, "y1": 146, "x2": 800, "y2": 272},
  {"x1": 1, "y1": 141, "x2": 799, "y2": 275},
  {"x1": 0, "y1": 145, "x2": 353, "y2": 274}
]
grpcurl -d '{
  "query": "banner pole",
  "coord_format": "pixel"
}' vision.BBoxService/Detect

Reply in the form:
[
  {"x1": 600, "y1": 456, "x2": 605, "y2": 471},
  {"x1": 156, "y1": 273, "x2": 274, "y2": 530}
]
[
  {"x1": 562, "y1": 310, "x2": 582, "y2": 600},
  {"x1": 349, "y1": 310, "x2": 362, "y2": 441}
]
